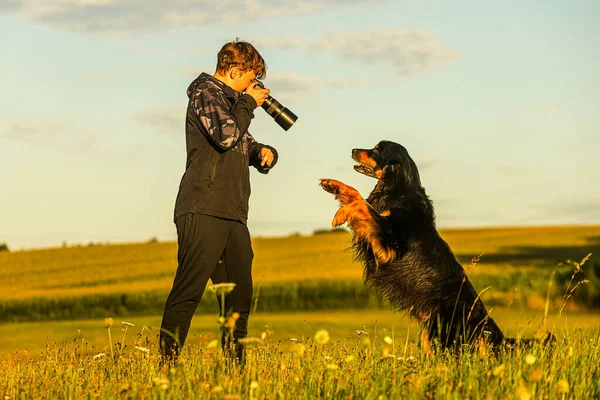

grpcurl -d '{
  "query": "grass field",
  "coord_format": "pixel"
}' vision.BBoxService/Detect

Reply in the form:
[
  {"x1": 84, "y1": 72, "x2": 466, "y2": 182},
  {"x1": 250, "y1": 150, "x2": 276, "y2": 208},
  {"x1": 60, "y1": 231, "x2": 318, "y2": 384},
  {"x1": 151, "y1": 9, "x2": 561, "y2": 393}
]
[
  {"x1": 2, "y1": 308, "x2": 599, "y2": 356},
  {"x1": 2, "y1": 310, "x2": 599, "y2": 399},
  {"x1": 3, "y1": 225, "x2": 600, "y2": 300},
  {"x1": 1, "y1": 225, "x2": 600, "y2": 398},
  {"x1": 1, "y1": 225, "x2": 600, "y2": 324}
]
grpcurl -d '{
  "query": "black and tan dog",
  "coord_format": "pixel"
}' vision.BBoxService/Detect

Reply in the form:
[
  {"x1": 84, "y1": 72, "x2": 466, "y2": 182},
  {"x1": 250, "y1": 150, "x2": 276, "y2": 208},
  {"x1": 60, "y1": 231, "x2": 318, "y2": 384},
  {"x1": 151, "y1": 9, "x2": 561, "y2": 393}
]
[{"x1": 320, "y1": 140, "x2": 553, "y2": 351}]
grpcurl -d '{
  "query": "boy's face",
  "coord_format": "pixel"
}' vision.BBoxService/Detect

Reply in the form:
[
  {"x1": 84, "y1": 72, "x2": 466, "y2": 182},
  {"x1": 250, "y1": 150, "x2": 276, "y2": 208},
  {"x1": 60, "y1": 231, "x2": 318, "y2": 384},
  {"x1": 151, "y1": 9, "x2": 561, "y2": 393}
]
[{"x1": 230, "y1": 68, "x2": 257, "y2": 92}]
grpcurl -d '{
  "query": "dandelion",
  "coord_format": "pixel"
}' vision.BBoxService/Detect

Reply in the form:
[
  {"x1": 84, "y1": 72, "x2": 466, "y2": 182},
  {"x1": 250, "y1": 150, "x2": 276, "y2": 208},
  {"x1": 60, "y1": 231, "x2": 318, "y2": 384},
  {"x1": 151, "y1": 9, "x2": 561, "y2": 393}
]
[
  {"x1": 207, "y1": 283, "x2": 236, "y2": 294},
  {"x1": 134, "y1": 346, "x2": 149, "y2": 353},
  {"x1": 326, "y1": 363, "x2": 339, "y2": 370},
  {"x1": 294, "y1": 377, "x2": 300, "y2": 383},
  {"x1": 516, "y1": 380, "x2": 531, "y2": 400},
  {"x1": 261, "y1": 332, "x2": 268, "y2": 340},
  {"x1": 345, "y1": 355, "x2": 355, "y2": 362},
  {"x1": 525, "y1": 354, "x2": 536, "y2": 365},
  {"x1": 153, "y1": 377, "x2": 170, "y2": 390},
  {"x1": 104, "y1": 318, "x2": 115, "y2": 360},
  {"x1": 314, "y1": 329, "x2": 330, "y2": 345},
  {"x1": 492, "y1": 364, "x2": 505, "y2": 376},
  {"x1": 93, "y1": 353, "x2": 106, "y2": 360},
  {"x1": 567, "y1": 346, "x2": 573, "y2": 357},
  {"x1": 384, "y1": 336, "x2": 393, "y2": 345},
  {"x1": 556, "y1": 379, "x2": 569, "y2": 394},
  {"x1": 120, "y1": 321, "x2": 135, "y2": 352},
  {"x1": 250, "y1": 381, "x2": 259, "y2": 389},
  {"x1": 207, "y1": 339, "x2": 219, "y2": 349},
  {"x1": 291, "y1": 343, "x2": 306, "y2": 356},
  {"x1": 212, "y1": 385, "x2": 223, "y2": 393}
]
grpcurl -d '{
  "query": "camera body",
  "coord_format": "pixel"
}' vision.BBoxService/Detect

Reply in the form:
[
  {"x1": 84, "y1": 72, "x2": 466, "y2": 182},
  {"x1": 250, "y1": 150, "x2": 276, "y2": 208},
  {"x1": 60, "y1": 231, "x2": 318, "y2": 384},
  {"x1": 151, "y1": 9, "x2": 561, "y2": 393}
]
[{"x1": 253, "y1": 81, "x2": 298, "y2": 131}]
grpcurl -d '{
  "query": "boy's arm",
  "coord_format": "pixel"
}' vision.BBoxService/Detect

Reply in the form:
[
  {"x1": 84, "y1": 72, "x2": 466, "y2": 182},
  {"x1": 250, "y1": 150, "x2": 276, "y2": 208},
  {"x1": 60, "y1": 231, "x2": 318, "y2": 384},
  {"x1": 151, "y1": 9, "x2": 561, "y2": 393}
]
[
  {"x1": 193, "y1": 86, "x2": 257, "y2": 151},
  {"x1": 248, "y1": 132, "x2": 278, "y2": 174}
]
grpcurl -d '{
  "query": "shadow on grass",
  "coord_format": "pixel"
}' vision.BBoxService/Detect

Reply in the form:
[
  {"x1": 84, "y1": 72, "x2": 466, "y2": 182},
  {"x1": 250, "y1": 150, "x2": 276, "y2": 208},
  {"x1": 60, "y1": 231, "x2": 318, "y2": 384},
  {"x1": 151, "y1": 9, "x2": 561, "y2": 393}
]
[{"x1": 456, "y1": 235, "x2": 600, "y2": 266}]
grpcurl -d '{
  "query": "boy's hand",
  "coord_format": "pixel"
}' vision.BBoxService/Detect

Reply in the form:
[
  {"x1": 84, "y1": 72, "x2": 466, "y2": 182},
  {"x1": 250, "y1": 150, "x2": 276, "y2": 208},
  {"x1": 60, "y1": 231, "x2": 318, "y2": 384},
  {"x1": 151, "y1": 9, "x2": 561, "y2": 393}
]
[
  {"x1": 245, "y1": 83, "x2": 270, "y2": 107},
  {"x1": 259, "y1": 147, "x2": 275, "y2": 167}
]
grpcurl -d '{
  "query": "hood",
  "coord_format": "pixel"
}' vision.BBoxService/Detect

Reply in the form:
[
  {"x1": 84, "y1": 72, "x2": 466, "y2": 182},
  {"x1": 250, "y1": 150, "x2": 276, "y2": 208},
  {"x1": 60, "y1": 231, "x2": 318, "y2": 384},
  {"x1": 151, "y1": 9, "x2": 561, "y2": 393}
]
[{"x1": 186, "y1": 72, "x2": 239, "y2": 101}]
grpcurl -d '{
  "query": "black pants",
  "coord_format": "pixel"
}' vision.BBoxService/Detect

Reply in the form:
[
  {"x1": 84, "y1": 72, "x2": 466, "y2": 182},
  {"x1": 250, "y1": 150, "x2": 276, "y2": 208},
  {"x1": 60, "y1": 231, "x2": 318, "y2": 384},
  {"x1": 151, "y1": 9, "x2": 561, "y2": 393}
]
[{"x1": 160, "y1": 213, "x2": 254, "y2": 360}]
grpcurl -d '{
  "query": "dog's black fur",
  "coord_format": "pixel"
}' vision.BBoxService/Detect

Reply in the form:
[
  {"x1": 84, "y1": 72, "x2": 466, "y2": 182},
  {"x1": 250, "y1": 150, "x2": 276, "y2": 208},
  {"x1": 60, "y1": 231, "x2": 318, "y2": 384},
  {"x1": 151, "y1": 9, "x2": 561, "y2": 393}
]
[{"x1": 320, "y1": 140, "x2": 553, "y2": 350}]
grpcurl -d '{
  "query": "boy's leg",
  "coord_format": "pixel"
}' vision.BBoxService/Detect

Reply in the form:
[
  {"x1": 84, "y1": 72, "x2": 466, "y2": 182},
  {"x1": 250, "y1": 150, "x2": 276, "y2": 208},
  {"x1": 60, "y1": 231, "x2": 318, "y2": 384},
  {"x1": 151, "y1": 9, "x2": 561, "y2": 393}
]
[
  {"x1": 160, "y1": 214, "x2": 229, "y2": 360},
  {"x1": 214, "y1": 220, "x2": 254, "y2": 361}
]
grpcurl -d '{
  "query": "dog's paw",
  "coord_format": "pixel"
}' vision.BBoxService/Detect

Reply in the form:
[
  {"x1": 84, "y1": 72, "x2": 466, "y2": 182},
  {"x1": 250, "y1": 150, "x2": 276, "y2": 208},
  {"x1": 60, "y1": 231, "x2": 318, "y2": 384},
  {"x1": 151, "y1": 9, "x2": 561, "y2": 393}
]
[
  {"x1": 332, "y1": 206, "x2": 349, "y2": 227},
  {"x1": 320, "y1": 179, "x2": 363, "y2": 204},
  {"x1": 319, "y1": 178, "x2": 343, "y2": 195}
]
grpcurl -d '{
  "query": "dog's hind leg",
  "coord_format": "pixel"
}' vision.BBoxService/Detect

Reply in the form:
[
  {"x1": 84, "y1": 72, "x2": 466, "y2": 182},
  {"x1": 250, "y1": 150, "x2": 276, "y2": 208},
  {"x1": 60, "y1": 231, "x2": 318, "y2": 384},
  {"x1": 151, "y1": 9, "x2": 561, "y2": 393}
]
[{"x1": 420, "y1": 330, "x2": 433, "y2": 357}]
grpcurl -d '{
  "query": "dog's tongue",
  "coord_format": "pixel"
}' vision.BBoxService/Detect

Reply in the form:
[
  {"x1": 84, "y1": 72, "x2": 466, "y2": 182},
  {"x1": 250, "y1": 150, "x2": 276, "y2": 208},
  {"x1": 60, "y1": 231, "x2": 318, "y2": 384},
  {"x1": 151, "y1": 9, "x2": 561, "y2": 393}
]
[{"x1": 354, "y1": 164, "x2": 376, "y2": 177}]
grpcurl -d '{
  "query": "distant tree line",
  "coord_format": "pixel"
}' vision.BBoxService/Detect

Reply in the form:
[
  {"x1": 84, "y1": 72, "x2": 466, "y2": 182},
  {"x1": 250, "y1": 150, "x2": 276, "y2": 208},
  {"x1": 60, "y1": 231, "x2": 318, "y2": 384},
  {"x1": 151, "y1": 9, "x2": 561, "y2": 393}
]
[{"x1": 0, "y1": 243, "x2": 8, "y2": 252}]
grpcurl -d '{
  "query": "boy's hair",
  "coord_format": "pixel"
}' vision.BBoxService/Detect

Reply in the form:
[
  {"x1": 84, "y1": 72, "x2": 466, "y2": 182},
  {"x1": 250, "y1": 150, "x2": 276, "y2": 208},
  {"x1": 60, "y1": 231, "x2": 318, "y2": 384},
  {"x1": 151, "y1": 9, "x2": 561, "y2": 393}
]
[{"x1": 216, "y1": 40, "x2": 267, "y2": 80}]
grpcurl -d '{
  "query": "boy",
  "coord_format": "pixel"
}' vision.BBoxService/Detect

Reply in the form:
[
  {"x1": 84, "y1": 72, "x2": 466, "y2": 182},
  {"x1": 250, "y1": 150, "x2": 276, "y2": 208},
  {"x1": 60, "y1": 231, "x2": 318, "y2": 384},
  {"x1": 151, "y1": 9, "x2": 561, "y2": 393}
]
[{"x1": 160, "y1": 40, "x2": 277, "y2": 363}]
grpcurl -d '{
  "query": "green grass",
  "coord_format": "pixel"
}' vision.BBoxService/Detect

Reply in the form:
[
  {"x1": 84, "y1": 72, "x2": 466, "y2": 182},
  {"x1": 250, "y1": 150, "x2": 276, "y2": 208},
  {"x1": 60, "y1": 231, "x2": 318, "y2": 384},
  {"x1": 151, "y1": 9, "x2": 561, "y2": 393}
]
[
  {"x1": 2, "y1": 309, "x2": 599, "y2": 399},
  {"x1": 2, "y1": 307, "x2": 598, "y2": 356}
]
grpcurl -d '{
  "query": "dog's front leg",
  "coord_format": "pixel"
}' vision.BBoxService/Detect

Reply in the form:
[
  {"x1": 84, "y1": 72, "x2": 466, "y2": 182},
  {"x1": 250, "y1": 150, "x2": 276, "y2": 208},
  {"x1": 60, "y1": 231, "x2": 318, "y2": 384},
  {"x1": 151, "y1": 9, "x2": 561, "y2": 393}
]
[
  {"x1": 319, "y1": 179, "x2": 363, "y2": 205},
  {"x1": 320, "y1": 178, "x2": 364, "y2": 227}
]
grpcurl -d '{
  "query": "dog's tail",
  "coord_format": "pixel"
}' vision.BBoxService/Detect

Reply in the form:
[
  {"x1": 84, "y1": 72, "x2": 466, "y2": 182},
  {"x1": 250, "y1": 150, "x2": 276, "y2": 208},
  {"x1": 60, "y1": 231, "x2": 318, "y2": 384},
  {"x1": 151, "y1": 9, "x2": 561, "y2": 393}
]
[{"x1": 503, "y1": 331, "x2": 556, "y2": 347}]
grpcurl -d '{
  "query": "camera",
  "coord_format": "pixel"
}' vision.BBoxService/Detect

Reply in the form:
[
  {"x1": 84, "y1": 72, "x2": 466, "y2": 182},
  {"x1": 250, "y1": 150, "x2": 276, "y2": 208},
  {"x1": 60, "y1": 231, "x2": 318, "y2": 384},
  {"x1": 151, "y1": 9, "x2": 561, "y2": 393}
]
[{"x1": 253, "y1": 81, "x2": 298, "y2": 131}]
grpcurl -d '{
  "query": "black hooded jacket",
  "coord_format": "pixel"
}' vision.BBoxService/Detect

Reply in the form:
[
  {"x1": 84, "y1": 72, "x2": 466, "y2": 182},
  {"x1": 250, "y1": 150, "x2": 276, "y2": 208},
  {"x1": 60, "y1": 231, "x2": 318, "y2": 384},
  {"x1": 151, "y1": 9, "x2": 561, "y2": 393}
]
[{"x1": 174, "y1": 73, "x2": 278, "y2": 224}]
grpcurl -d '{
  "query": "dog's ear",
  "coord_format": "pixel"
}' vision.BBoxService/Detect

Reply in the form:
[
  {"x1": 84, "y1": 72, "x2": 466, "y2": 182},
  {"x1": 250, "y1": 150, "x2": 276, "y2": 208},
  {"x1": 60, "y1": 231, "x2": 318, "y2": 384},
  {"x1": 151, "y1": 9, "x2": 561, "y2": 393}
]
[{"x1": 383, "y1": 162, "x2": 421, "y2": 188}]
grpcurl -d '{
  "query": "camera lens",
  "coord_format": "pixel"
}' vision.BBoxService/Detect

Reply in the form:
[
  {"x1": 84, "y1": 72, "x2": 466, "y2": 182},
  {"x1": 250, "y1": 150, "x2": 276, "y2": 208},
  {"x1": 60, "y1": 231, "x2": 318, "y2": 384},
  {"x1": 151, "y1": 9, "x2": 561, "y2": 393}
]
[{"x1": 252, "y1": 81, "x2": 298, "y2": 131}]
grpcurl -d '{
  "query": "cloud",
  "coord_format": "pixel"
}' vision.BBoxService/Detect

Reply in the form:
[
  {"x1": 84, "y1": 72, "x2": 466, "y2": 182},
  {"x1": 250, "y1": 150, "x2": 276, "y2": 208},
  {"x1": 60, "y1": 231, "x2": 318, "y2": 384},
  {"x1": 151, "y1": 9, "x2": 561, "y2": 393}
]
[
  {"x1": 131, "y1": 72, "x2": 360, "y2": 134},
  {"x1": 3, "y1": 0, "x2": 390, "y2": 35},
  {"x1": 534, "y1": 198, "x2": 600, "y2": 219},
  {"x1": 4, "y1": 120, "x2": 98, "y2": 153},
  {"x1": 0, "y1": 0, "x2": 21, "y2": 12},
  {"x1": 2, "y1": 119, "x2": 153, "y2": 161},
  {"x1": 260, "y1": 29, "x2": 460, "y2": 76},
  {"x1": 132, "y1": 108, "x2": 182, "y2": 135},
  {"x1": 264, "y1": 73, "x2": 362, "y2": 93}
]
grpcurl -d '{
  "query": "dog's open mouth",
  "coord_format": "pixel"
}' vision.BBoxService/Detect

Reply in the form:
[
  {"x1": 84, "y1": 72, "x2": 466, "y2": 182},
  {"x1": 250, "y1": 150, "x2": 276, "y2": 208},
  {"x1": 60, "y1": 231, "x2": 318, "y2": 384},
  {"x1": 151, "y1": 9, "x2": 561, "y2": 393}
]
[{"x1": 354, "y1": 163, "x2": 377, "y2": 178}]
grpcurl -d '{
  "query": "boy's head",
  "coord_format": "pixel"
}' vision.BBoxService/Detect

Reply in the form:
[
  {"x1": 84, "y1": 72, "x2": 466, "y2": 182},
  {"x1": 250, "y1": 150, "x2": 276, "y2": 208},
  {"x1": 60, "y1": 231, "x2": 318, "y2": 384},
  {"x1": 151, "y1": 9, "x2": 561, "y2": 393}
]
[{"x1": 215, "y1": 40, "x2": 267, "y2": 92}]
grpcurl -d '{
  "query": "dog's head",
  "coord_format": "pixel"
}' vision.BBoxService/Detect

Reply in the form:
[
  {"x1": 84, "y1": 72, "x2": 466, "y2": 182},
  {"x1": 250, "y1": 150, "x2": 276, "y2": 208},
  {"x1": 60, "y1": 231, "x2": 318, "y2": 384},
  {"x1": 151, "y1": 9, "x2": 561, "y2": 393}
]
[{"x1": 352, "y1": 140, "x2": 421, "y2": 187}]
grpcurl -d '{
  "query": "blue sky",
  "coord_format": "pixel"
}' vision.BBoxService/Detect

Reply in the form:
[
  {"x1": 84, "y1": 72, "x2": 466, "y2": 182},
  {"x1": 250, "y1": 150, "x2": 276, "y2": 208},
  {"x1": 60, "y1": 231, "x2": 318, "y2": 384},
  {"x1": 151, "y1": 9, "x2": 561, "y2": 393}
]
[{"x1": 1, "y1": 0, "x2": 599, "y2": 249}]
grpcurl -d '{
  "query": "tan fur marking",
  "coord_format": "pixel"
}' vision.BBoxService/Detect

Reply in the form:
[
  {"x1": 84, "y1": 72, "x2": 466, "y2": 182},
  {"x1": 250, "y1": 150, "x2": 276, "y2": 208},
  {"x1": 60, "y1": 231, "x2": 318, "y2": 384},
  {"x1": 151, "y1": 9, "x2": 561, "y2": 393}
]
[
  {"x1": 321, "y1": 178, "x2": 396, "y2": 265},
  {"x1": 356, "y1": 151, "x2": 378, "y2": 169}
]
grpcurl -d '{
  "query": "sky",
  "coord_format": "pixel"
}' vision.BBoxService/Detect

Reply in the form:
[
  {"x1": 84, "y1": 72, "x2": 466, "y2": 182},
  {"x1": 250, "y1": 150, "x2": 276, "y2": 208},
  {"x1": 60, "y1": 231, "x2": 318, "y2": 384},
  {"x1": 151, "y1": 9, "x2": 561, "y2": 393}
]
[{"x1": 1, "y1": 0, "x2": 599, "y2": 250}]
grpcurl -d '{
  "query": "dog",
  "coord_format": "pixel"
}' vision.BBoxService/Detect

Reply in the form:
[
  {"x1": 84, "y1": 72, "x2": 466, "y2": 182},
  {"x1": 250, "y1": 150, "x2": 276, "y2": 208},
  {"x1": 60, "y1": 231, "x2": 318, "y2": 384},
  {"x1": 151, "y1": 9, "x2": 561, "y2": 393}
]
[{"x1": 320, "y1": 140, "x2": 553, "y2": 351}]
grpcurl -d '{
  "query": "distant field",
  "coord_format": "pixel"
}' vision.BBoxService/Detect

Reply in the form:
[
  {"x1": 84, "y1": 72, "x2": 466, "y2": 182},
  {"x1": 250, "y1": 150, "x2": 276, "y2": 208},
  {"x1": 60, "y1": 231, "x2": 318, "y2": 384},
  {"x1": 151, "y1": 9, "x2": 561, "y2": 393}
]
[{"x1": 1, "y1": 225, "x2": 599, "y2": 322}]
